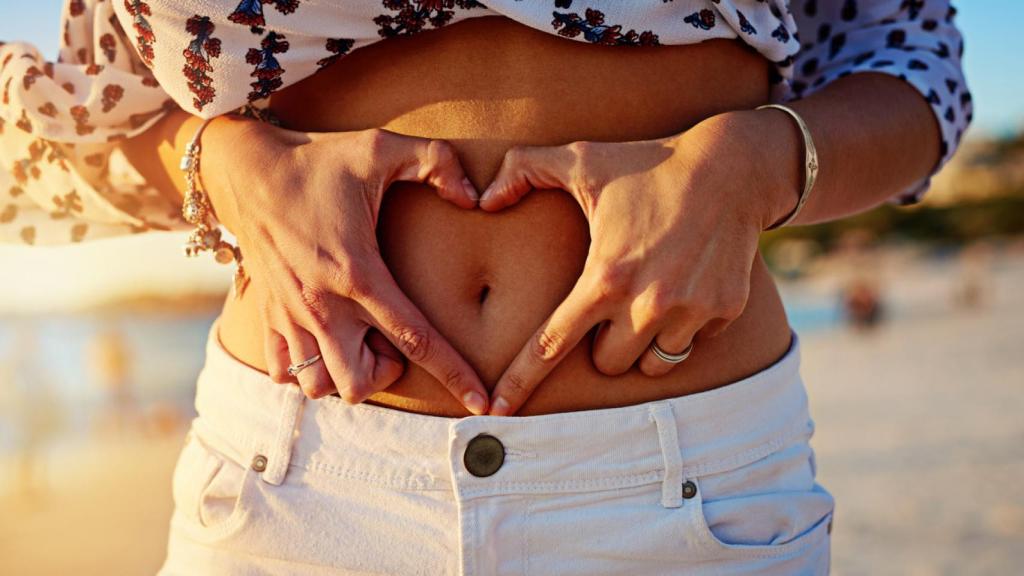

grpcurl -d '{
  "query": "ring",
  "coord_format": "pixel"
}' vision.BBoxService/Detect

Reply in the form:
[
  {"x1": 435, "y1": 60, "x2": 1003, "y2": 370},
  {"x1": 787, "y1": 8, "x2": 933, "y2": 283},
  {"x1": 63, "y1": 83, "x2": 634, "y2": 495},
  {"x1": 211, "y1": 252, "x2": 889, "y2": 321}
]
[
  {"x1": 650, "y1": 341, "x2": 694, "y2": 364},
  {"x1": 287, "y1": 354, "x2": 323, "y2": 377}
]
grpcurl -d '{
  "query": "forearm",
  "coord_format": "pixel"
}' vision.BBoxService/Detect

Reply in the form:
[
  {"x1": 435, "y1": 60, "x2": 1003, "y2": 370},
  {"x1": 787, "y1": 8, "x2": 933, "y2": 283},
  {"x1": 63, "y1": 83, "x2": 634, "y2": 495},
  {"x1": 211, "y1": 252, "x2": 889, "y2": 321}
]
[
  {"x1": 119, "y1": 109, "x2": 255, "y2": 235},
  {"x1": 720, "y1": 72, "x2": 942, "y2": 228}
]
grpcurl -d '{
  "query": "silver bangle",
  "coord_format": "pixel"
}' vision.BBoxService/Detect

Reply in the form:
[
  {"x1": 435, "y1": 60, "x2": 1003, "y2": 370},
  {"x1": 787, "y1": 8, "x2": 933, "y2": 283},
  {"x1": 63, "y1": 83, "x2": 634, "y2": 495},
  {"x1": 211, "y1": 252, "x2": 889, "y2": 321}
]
[{"x1": 755, "y1": 103, "x2": 819, "y2": 230}]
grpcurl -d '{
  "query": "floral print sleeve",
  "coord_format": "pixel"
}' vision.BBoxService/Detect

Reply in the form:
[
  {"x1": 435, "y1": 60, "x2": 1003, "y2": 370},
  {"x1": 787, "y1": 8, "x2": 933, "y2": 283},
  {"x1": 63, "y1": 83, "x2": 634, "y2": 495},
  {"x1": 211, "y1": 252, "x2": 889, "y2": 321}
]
[
  {"x1": 2, "y1": 0, "x2": 971, "y2": 246},
  {"x1": 788, "y1": 0, "x2": 972, "y2": 205},
  {"x1": 0, "y1": 0, "x2": 186, "y2": 246}
]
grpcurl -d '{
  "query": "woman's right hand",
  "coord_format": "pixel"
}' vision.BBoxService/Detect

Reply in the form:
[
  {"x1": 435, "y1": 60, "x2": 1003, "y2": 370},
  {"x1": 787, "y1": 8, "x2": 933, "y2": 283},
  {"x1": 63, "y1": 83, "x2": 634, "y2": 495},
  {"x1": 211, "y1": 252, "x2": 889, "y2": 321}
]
[{"x1": 203, "y1": 117, "x2": 490, "y2": 415}]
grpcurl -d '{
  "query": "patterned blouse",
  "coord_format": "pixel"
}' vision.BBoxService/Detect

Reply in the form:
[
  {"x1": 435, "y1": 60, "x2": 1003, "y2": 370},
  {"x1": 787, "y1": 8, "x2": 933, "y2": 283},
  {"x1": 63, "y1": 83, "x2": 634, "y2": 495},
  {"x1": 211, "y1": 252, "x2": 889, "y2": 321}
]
[{"x1": 0, "y1": 0, "x2": 970, "y2": 246}]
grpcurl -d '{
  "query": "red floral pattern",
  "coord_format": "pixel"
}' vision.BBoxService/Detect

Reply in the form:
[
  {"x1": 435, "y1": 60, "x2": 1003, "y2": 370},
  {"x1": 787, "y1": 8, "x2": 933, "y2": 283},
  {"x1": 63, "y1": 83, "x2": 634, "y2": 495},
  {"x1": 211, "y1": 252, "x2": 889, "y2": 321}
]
[
  {"x1": 183, "y1": 16, "x2": 222, "y2": 111},
  {"x1": 375, "y1": 0, "x2": 485, "y2": 38},
  {"x1": 316, "y1": 37, "x2": 355, "y2": 68},
  {"x1": 245, "y1": 31, "x2": 289, "y2": 101},
  {"x1": 0, "y1": 0, "x2": 975, "y2": 247},
  {"x1": 70, "y1": 105, "x2": 94, "y2": 135},
  {"x1": 101, "y1": 84, "x2": 124, "y2": 112},
  {"x1": 124, "y1": 0, "x2": 156, "y2": 66},
  {"x1": 99, "y1": 33, "x2": 118, "y2": 62},
  {"x1": 551, "y1": 8, "x2": 660, "y2": 46}
]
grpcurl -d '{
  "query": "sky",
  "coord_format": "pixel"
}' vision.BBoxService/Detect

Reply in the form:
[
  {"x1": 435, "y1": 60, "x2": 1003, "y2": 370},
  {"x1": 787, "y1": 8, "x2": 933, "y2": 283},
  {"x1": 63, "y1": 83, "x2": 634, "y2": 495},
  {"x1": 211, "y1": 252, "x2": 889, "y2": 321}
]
[{"x1": 0, "y1": 1, "x2": 1022, "y2": 311}]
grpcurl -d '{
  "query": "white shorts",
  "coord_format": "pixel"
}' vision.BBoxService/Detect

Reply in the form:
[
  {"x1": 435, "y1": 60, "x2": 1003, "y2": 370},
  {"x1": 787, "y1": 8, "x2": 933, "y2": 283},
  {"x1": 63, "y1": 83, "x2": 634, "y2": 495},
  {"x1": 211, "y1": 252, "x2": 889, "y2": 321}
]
[{"x1": 159, "y1": 321, "x2": 834, "y2": 575}]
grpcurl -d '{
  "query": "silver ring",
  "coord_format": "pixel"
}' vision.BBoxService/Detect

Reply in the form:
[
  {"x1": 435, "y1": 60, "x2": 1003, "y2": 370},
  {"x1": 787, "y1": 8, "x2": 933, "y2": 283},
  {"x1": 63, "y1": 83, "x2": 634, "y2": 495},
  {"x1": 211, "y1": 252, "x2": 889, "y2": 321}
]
[
  {"x1": 287, "y1": 354, "x2": 322, "y2": 377},
  {"x1": 650, "y1": 341, "x2": 694, "y2": 364}
]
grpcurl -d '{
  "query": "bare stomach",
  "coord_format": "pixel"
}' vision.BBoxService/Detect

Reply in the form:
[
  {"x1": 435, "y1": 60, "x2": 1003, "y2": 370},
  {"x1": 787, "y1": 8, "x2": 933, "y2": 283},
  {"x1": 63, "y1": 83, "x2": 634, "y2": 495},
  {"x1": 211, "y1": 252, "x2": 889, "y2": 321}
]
[{"x1": 218, "y1": 15, "x2": 793, "y2": 417}]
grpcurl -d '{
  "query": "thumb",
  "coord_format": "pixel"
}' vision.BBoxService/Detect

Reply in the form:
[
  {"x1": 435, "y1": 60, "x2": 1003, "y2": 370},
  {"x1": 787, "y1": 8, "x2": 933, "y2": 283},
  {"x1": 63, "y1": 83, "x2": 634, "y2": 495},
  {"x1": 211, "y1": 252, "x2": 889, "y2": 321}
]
[
  {"x1": 479, "y1": 144, "x2": 574, "y2": 212},
  {"x1": 391, "y1": 133, "x2": 479, "y2": 209}
]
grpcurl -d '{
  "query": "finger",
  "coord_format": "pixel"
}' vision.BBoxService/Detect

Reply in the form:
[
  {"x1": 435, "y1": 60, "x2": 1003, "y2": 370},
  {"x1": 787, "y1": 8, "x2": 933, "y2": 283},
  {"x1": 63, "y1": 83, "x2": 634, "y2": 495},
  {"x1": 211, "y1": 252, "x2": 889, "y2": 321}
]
[
  {"x1": 591, "y1": 314, "x2": 656, "y2": 376},
  {"x1": 638, "y1": 322, "x2": 699, "y2": 378},
  {"x1": 264, "y1": 325, "x2": 292, "y2": 384},
  {"x1": 478, "y1": 144, "x2": 576, "y2": 211},
  {"x1": 356, "y1": 259, "x2": 489, "y2": 415},
  {"x1": 488, "y1": 276, "x2": 606, "y2": 416},
  {"x1": 365, "y1": 328, "x2": 405, "y2": 390},
  {"x1": 310, "y1": 316, "x2": 405, "y2": 403},
  {"x1": 310, "y1": 315, "x2": 376, "y2": 404},
  {"x1": 389, "y1": 132, "x2": 479, "y2": 209},
  {"x1": 283, "y1": 324, "x2": 334, "y2": 400}
]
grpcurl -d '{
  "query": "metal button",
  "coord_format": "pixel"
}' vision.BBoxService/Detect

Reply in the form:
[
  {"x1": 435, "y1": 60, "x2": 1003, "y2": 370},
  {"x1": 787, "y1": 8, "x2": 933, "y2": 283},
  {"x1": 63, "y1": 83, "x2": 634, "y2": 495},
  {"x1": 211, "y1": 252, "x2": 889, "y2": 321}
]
[
  {"x1": 251, "y1": 454, "x2": 268, "y2": 473},
  {"x1": 464, "y1": 434, "x2": 505, "y2": 477},
  {"x1": 681, "y1": 480, "x2": 697, "y2": 499}
]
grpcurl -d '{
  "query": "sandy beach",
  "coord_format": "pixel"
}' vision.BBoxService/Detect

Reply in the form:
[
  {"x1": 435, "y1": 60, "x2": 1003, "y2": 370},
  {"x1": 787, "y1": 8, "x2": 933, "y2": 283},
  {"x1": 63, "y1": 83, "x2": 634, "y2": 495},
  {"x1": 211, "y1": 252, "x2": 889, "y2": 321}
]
[{"x1": 2, "y1": 249, "x2": 1022, "y2": 575}]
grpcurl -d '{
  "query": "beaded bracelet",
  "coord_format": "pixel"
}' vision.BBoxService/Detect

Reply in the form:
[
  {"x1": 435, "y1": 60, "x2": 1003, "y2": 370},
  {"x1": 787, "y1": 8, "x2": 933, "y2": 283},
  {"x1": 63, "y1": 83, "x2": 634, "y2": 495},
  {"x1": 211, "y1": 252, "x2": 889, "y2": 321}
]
[{"x1": 180, "y1": 115, "x2": 249, "y2": 298}]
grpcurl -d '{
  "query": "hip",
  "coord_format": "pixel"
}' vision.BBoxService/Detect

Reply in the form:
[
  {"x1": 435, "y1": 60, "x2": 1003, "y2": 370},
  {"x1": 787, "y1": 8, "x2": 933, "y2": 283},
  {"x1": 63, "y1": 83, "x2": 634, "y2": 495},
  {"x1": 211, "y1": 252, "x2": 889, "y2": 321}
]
[{"x1": 160, "y1": 322, "x2": 833, "y2": 575}]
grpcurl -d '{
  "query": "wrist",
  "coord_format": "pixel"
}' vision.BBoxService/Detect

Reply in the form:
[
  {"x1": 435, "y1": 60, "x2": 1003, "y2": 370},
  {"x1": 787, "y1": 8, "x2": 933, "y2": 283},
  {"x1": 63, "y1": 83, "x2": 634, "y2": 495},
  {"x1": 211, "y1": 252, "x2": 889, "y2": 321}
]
[
  {"x1": 196, "y1": 114, "x2": 264, "y2": 235},
  {"x1": 698, "y1": 109, "x2": 803, "y2": 231}
]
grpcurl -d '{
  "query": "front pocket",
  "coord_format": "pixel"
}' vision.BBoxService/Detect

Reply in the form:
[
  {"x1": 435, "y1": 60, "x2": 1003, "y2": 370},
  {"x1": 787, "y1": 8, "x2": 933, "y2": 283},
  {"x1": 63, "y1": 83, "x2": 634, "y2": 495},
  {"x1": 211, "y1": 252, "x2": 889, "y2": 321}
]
[
  {"x1": 688, "y1": 477, "x2": 834, "y2": 561},
  {"x1": 683, "y1": 440, "x2": 835, "y2": 563},
  {"x1": 169, "y1": 430, "x2": 255, "y2": 543}
]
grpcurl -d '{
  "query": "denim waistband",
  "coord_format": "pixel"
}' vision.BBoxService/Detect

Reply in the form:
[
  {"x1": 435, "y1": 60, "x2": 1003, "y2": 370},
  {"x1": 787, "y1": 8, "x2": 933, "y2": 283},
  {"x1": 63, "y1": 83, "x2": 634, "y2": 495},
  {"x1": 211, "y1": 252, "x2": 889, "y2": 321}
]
[{"x1": 192, "y1": 319, "x2": 813, "y2": 504}]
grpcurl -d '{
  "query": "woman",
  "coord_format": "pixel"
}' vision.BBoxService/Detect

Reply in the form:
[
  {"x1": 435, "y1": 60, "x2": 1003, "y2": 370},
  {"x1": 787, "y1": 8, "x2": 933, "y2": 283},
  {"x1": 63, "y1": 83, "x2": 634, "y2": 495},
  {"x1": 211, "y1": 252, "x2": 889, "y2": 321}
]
[{"x1": 1, "y1": 1, "x2": 969, "y2": 574}]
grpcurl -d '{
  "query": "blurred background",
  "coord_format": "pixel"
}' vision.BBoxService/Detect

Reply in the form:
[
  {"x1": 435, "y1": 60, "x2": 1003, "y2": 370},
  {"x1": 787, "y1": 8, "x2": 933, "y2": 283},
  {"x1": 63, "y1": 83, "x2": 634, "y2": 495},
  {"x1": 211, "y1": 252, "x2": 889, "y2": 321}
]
[{"x1": 2, "y1": 2, "x2": 1023, "y2": 575}]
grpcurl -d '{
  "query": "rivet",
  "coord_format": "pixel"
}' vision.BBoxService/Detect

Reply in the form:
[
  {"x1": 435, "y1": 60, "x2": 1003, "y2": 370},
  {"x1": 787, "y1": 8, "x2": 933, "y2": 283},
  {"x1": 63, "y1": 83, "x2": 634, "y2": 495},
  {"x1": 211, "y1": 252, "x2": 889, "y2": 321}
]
[
  {"x1": 251, "y1": 454, "x2": 268, "y2": 473},
  {"x1": 681, "y1": 480, "x2": 697, "y2": 499}
]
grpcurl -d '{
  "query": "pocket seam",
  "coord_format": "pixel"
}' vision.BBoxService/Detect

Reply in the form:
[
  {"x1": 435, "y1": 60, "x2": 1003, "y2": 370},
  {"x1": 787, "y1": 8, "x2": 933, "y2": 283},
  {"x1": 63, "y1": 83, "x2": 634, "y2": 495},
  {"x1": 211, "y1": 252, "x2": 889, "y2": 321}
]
[
  {"x1": 687, "y1": 479, "x2": 833, "y2": 560},
  {"x1": 170, "y1": 431, "x2": 256, "y2": 543}
]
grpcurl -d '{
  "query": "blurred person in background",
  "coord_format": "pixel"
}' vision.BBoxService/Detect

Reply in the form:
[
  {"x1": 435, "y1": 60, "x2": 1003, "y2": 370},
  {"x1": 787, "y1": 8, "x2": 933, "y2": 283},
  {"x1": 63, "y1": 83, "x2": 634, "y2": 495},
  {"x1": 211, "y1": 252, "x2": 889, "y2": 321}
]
[
  {"x1": 954, "y1": 240, "x2": 994, "y2": 309},
  {"x1": 87, "y1": 324, "x2": 137, "y2": 435},
  {"x1": 838, "y1": 228, "x2": 886, "y2": 330},
  {"x1": 1, "y1": 0, "x2": 970, "y2": 574}
]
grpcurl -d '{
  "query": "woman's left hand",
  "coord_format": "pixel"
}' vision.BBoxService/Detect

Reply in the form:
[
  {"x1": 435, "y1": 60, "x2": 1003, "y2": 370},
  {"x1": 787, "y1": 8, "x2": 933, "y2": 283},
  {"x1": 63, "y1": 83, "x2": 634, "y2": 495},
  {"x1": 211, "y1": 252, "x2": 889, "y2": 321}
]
[{"x1": 478, "y1": 111, "x2": 795, "y2": 416}]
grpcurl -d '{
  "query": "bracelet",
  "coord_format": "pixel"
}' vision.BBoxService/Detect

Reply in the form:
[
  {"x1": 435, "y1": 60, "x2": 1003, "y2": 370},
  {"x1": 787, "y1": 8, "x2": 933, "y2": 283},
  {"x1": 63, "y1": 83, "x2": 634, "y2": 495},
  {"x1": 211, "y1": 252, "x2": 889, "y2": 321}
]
[
  {"x1": 180, "y1": 115, "x2": 249, "y2": 298},
  {"x1": 754, "y1": 103, "x2": 819, "y2": 230}
]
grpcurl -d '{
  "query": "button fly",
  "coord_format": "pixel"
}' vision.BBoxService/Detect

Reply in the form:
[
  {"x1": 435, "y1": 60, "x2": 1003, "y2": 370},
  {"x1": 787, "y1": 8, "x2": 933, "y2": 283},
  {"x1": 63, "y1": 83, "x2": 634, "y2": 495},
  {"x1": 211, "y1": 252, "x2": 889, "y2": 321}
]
[{"x1": 464, "y1": 434, "x2": 504, "y2": 477}]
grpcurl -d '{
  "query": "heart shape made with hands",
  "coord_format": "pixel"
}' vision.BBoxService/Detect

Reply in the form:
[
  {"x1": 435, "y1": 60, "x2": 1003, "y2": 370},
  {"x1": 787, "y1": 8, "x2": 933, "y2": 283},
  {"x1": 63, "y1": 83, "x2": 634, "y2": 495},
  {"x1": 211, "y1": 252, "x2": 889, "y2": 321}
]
[{"x1": 376, "y1": 180, "x2": 591, "y2": 390}]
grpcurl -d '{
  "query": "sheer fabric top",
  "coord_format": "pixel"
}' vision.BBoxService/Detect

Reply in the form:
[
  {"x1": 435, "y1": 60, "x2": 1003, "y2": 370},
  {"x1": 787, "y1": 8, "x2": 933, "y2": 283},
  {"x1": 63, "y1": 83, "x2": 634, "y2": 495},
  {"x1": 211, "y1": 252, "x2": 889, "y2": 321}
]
[{"x1": 0, "y1": 0, "x2": 971, "y2": 245}]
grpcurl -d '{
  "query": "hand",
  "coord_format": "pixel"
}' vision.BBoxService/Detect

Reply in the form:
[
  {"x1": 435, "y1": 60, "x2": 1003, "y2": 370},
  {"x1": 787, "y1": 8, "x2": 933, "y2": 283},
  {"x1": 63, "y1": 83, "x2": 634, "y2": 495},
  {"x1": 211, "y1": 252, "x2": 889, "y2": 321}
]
[
  {"x1": 477, "y1": 111, "x2": 796, "y2": 416},
  {"x1": 203, "y1": 119, "x2": 490, "y2": 414}
]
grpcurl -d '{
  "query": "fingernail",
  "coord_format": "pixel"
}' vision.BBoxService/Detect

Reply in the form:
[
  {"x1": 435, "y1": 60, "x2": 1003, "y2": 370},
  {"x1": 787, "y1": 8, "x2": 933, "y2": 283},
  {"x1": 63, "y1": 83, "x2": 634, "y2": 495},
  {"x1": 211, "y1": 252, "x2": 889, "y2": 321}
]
[
  {"x1": 462, "y1": 177, "x2": 479, "y2": 203},
  {"x1": 479, "y1": 184, "x2": 494, "y2": 204},
  {"x1": 490, "y1": 396, "x2": 510, "y2": 416},
  {"x1": 463, "y1": 390, "x2": 487, "y2": 415}
]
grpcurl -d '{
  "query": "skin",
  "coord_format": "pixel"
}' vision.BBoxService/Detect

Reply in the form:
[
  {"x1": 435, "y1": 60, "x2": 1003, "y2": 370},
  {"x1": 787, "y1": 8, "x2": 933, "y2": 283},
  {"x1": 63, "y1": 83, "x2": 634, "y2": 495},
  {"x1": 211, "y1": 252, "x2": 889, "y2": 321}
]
[
  {"x1": 167, "y1": 120, "x2": 494, "y2": 413},
  {"x1": 479, "y1": 72, "x2": 941, "y2": 415},
  {"x1": 121, "y1": 16, "x2": 939, "y2": 417}
]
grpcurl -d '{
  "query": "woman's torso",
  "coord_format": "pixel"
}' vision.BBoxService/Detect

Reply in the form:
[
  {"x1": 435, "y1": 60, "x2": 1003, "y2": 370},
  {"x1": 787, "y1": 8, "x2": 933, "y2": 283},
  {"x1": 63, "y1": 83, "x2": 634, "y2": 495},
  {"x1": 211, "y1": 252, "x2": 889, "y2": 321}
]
[{"x1": 218, "y1": 15, "x2": 793, "y2": 416}]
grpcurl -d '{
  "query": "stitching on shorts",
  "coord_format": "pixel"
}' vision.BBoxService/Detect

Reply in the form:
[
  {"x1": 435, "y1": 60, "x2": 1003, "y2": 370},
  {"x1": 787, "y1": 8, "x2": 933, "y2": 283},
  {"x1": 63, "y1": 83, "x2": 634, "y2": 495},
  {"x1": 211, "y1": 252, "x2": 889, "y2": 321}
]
[
  {"x1": 696, "y1": 505, "x2": 832, "y2": 560},
  {"x1": 525, "y1": 496, "x2": 533, "y2": 575},
  {"x1": 467, "y1": 501, "x2": 477, "y2": 576},
  {"x1": 458, "y1": 470, "x2": 663, "y2": 498},
  {"x1": 303, "y1": 459, "x2": 449, "y2": 490},
  {"x1": 682, "y1": 422, "x2": 812, "y2": 478}
]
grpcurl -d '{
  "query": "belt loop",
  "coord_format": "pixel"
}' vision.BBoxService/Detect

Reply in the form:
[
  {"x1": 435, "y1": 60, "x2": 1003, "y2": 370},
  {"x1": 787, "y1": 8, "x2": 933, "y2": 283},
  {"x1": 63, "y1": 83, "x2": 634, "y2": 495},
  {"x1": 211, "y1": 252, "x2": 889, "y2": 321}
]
[
  {"x1": 260, "y1": 385, "x2": 305, "y2": 486},
  {"x1": 649, "y1": 402, "x2": 684, "y2": 509}
]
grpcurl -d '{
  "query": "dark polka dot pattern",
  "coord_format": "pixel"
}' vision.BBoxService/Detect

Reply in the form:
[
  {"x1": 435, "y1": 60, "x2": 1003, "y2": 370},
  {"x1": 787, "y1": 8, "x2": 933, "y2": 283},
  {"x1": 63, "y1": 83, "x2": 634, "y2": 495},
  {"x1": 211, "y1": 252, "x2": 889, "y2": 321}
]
[
  {"x1": 0, "y1": 0, "x2": 971, "y2": 245},
  {"x1": 790, "y1": 0, "x2": 971, "y2": 204}
]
